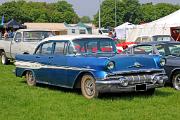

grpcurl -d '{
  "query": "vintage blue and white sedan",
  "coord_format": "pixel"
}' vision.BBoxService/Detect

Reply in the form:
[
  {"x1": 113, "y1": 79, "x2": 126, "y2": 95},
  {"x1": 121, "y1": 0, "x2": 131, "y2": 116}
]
[{"x1": 15, "y1": 35, "x2": 168, "y2": 99}]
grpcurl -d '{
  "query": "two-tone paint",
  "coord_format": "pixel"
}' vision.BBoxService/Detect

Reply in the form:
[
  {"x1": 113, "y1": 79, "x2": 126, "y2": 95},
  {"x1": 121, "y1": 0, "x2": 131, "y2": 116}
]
[{"x1": 15, "y1": 35, "x2": 168, "y2": 94}]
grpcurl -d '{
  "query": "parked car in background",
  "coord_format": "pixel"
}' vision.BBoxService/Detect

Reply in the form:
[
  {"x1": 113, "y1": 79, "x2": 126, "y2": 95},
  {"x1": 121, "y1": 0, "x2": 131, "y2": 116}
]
[
  {"x1": 98, "y1": 28, "x2": 109, "y2": 36},
  {"x1": 116, "y1": 41, "x2": 136, "y2": 53},
  {"x1": 122, "y1": 41, "x2": 180, "y2": 90},
  {"x1": 0, "y1": 29, "x2": 54, "y2": 65},
  {"x1": 15, "y1": 35, "x2": 167, "y2": 99},
  {"x1": 135, "y1": 35, "x2": 175, "y2": 43}
]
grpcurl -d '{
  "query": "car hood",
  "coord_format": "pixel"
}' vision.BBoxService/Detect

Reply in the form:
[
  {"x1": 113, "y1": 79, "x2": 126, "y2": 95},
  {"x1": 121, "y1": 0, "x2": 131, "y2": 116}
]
[
  {"x1": 109, "y1": 54, "x2": 160, "y2": 72},
  {"x1": 166, "y1": 56, "x2": 180, "y2": 67}
]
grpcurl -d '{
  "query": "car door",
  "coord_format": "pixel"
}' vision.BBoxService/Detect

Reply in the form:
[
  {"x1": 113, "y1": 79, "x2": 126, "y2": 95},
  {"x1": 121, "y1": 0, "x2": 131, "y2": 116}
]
[
  {"x1": 10, "y1": 32, "x2": 23, "y2": 58},
  {"x1": 33, "y1": 41, "x2": 54, "y2": 83},
  {"x1": 47, "y1": 41, "x2": 68, "y2": 86}
]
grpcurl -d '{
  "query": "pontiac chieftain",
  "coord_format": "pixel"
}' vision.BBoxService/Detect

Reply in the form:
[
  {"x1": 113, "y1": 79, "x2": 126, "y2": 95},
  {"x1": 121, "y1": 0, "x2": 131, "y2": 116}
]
[{"x1": 15, "y1": 35, "x2": 168, "y2": 99}]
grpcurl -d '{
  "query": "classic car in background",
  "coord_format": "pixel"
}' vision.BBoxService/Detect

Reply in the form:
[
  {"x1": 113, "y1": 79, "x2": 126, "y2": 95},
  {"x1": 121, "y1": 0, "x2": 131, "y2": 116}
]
[
  {"x1": 135, "y1": 35, "x2": 175, "y2": 43},
  {"x1": 122, "y1": 41, "x2": 180, "y2": 90},
  {"x1": 15, "y1": 35, "x2": 167, "y2": 99},
  {"x1": 0, "y1": 29, "x2": 54, "y2": 65},
  {"x1": 115, "y1": 35, "x2": 175, "y2": 53}
]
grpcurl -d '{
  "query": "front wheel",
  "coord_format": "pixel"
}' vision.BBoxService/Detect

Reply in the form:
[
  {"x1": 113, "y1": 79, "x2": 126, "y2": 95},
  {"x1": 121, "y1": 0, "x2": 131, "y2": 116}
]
[
  {"x1": 81, "y1": 74, "x2": 98, "y2": 99},
  {"x1": 1, "y1": 52, "x2": 9, "y2": 65},
  {"x1": 172, "y1": 72, "x2": 180, "y2": 90},
  {"x1": 25, "y1": 71, "x2": 36, "y2": 86}
]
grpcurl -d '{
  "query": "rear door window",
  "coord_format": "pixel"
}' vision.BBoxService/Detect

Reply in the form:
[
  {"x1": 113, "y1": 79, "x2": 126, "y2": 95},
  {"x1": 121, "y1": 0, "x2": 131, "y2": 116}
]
[{"x1": 54, "y1": 41, "x2": 68, "y2": 55}]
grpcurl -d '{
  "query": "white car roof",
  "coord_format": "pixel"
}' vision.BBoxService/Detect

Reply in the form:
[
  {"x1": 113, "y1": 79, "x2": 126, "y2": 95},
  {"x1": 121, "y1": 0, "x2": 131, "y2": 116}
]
[
  {"x1": 41, "y1": 35, "x2": 111, "y2": 43},
  {"x1": 16, "y1": 29, "x2": 52, "y2": 32}
]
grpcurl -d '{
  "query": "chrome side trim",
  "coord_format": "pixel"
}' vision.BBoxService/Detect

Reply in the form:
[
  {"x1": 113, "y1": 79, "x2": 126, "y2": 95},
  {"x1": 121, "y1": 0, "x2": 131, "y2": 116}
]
[{"x1": 15, "y1": 60, "x2": 95, "y2": 71}]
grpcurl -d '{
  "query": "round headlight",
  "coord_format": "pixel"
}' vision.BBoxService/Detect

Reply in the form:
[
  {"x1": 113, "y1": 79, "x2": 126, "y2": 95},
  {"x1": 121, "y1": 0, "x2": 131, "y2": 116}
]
[
  {"x1": 160, "y1": 58, "x2": 166, "y2": 66},
  {"x1": 106, "y1": 61, "x2": 115, "y2": 70}
]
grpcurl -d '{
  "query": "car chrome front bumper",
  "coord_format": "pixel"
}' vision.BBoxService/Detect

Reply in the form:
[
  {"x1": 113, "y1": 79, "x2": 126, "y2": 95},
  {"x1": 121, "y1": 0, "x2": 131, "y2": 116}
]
[{"x1": 96, "y1": 74, "x2": 168, "y2": 93}]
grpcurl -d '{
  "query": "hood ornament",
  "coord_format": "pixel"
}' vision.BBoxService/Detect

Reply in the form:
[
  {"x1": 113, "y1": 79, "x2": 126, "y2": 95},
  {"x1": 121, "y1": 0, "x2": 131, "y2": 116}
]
[{"x1": 128, "y1": 62, "x2": 143, "y2": 68}]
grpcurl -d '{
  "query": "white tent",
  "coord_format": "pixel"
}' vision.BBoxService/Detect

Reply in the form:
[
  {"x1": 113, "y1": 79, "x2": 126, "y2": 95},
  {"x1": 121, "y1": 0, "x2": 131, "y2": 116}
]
[
  {"x1": 127, "y1": 9, "x2": 180, "y2": 41},
  {"x1": 147, "y1": 9, "x2": 180, "y2": 27},
  {"x1": 115, "y1": 22, "x2": 135, "y2": 39}
]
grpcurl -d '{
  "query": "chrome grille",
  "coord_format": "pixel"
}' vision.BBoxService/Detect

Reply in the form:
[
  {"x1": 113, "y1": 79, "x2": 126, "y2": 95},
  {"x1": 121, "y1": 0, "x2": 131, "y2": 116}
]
[
  {"x1": 125, "y1": 75, "x2": 152, "y2": 84},
  {"x1": 106, "y1": 73, "x2": 157, "y2": 85}
]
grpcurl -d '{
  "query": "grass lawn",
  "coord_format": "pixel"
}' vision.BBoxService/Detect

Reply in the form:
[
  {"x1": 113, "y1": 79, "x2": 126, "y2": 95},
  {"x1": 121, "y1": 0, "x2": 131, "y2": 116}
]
[{"x1": 0, "y1": 64, "x2": 180, "y2": 120}]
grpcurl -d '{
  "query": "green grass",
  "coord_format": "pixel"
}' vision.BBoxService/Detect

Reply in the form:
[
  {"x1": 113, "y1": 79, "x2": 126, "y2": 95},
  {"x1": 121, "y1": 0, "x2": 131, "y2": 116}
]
[{"x1": 0, "y1": 64, "x2": 180, "y2": 120}]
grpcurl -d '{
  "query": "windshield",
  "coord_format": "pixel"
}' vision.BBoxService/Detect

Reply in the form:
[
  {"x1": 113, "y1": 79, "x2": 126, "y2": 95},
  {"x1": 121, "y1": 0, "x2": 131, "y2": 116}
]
[
  {"x1": 153, "y1": 36, "x2": 174, "y2": 41},
  {"x1": 23, "y1": 31, "x2": 54, "y2": 42},
  {"x1": 156, "y1": 43, "x2": 180, "y2": 56},
  {"x1": 72, "y1": 38, "x2": 116, "y2": 55}
]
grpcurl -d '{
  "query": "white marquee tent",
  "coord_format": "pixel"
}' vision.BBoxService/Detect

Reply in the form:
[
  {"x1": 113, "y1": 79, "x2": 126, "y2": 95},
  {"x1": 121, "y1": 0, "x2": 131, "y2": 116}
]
[
  {"x1": 114, "y1": 22, "x2": 135, "y2": 39},
  {"x1": 127, "y1": 9, "x2": 180, "y2": 41}
]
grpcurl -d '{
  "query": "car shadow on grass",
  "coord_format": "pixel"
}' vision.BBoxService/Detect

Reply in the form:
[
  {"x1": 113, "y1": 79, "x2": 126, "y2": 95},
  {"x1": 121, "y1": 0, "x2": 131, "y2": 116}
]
[
  {"x1": 98, "y1": 88, "x2": 173, "y2": 100},
  {"x1": 20, "y1": 81, "x2": 174, "y2": 100}
]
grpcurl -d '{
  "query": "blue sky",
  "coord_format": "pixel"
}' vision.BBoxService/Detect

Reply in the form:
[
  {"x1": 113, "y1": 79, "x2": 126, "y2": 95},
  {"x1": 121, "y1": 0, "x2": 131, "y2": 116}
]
[{"x1": 0, "y1": 0, "x2": 180, "y2": 18}]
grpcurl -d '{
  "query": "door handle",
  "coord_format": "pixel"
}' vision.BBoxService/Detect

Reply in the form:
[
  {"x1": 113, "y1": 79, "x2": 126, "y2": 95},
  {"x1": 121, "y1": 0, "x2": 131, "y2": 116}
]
[{"x1": 36, "y1": 56, "x2": 40, "y2": 58}]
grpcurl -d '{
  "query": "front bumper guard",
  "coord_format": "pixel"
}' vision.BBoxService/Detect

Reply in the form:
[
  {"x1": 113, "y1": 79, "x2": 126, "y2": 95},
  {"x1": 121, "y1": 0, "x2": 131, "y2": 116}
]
[{"x1": 96, "y1": 74, "x2": 168, "y2": 93}]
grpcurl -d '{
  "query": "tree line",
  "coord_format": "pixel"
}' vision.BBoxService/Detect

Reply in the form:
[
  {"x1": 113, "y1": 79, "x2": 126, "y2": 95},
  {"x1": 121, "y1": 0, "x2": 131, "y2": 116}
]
[
  {"x1": 0, "y1": 0, "x2": 80, "y2": 24},
  {"x1": 93, "y1": 0, "x2": 180, "y2": 28},
  {"x1": 0, "y1": 0, "x2": 179, "y2": 28}
]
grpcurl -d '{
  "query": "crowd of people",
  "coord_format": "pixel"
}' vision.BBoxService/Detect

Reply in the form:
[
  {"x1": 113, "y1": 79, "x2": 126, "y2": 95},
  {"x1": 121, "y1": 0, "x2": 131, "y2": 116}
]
[{"x1": 0, "y1": 30, "x2": 15, "y2": 39}]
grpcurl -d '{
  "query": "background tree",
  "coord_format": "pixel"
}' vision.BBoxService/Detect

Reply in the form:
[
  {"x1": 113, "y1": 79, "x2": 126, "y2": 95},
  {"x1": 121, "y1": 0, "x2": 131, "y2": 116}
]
[
  {"x1": 93, "y1": 0, "x2": 180, "y2": 28},
  {"x1": 140, "y1": 3, "x2": 180, "y2": 23},
  {"x1": 93, "y1": 0, "x2": 142, "y2": 28},
  {"x1": 0, "y1": 0, "x2": 79, "y2": 24},
  {"x1": 80, "y1": 16, "x2": 91, "y2": 23}
]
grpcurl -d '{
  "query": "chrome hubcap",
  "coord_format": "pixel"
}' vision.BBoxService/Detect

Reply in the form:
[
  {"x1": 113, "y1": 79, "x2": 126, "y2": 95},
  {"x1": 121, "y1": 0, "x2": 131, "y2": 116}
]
[
  {"x1": 85, "y1": 79, "x2": 95, "y2": 96},
  {"x1": 174, "y1": 74, "x2": 180, "y2": 90},
  {"x1": 27, "y1": 72, "x2": 34, "y2": 83}
]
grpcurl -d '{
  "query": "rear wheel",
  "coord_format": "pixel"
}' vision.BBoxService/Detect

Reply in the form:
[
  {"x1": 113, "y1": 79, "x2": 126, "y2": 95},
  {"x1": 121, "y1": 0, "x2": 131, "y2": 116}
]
[
  {"x1": 1, "y1": 52, "x2": 9, "y2": 65},
  {"x1": 25, "y1": 71, "x2": 36, "y2": 86},
  {"x1": 81, "y1": 74, "x2": 98, "y2": 99},
  {"x1": 172, "y1": 72, "x2": 180, "y2": 90}
]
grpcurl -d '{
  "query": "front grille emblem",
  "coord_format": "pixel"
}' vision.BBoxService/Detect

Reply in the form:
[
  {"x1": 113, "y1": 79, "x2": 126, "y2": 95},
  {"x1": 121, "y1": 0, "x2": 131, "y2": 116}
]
[{"x1": 128, "y1": 62, "x2": 143, "y2": 68}]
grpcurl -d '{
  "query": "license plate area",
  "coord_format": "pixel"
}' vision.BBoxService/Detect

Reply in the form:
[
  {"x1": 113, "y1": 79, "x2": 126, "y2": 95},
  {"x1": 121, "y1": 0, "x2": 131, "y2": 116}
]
[{"x1": 135, "y1": 84, "x2": 147, "y2": 91}]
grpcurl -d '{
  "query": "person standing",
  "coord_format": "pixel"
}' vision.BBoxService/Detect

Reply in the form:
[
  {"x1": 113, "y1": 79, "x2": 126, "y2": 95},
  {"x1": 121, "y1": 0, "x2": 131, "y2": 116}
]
[{"x1": 4, "y1": 30, "x2": 8, "y2": 39}]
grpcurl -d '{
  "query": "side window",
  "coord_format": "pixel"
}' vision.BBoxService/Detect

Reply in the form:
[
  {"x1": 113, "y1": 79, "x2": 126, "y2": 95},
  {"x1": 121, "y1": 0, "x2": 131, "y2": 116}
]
[
  {"x1": 133, "y1": 45, "x2": 153, "y2": 54},
  {"x1": 72, "y1": 29, "x2": 75, "y2": 34},
  {"x1": 142, "y1": 37, "x2": 151, "y2": 42},
  {"x1": 14, "y1": 32, "x2": 22, "y2": 42},
  {"x1": 79, "y1": 29, "x2": 86, "y2": 34},
  {"x1": 135, "y1": 37, "x2": 141, "y2": 42},
  {"x1": 100, "y1": 41, "x2": 113, "y2": 52},
  {"x1": 54, "y1": 42, "x2": 68, "y2": 55},
  {"x1": 41, "y1": 42, "x2": 53, "y2": 55},
  {"x1": 68, "y1": 42, "x2": 75, "y2": 54},
  {"x1": 87, "y1": 41, "x2": 98, "y2": 53}
]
